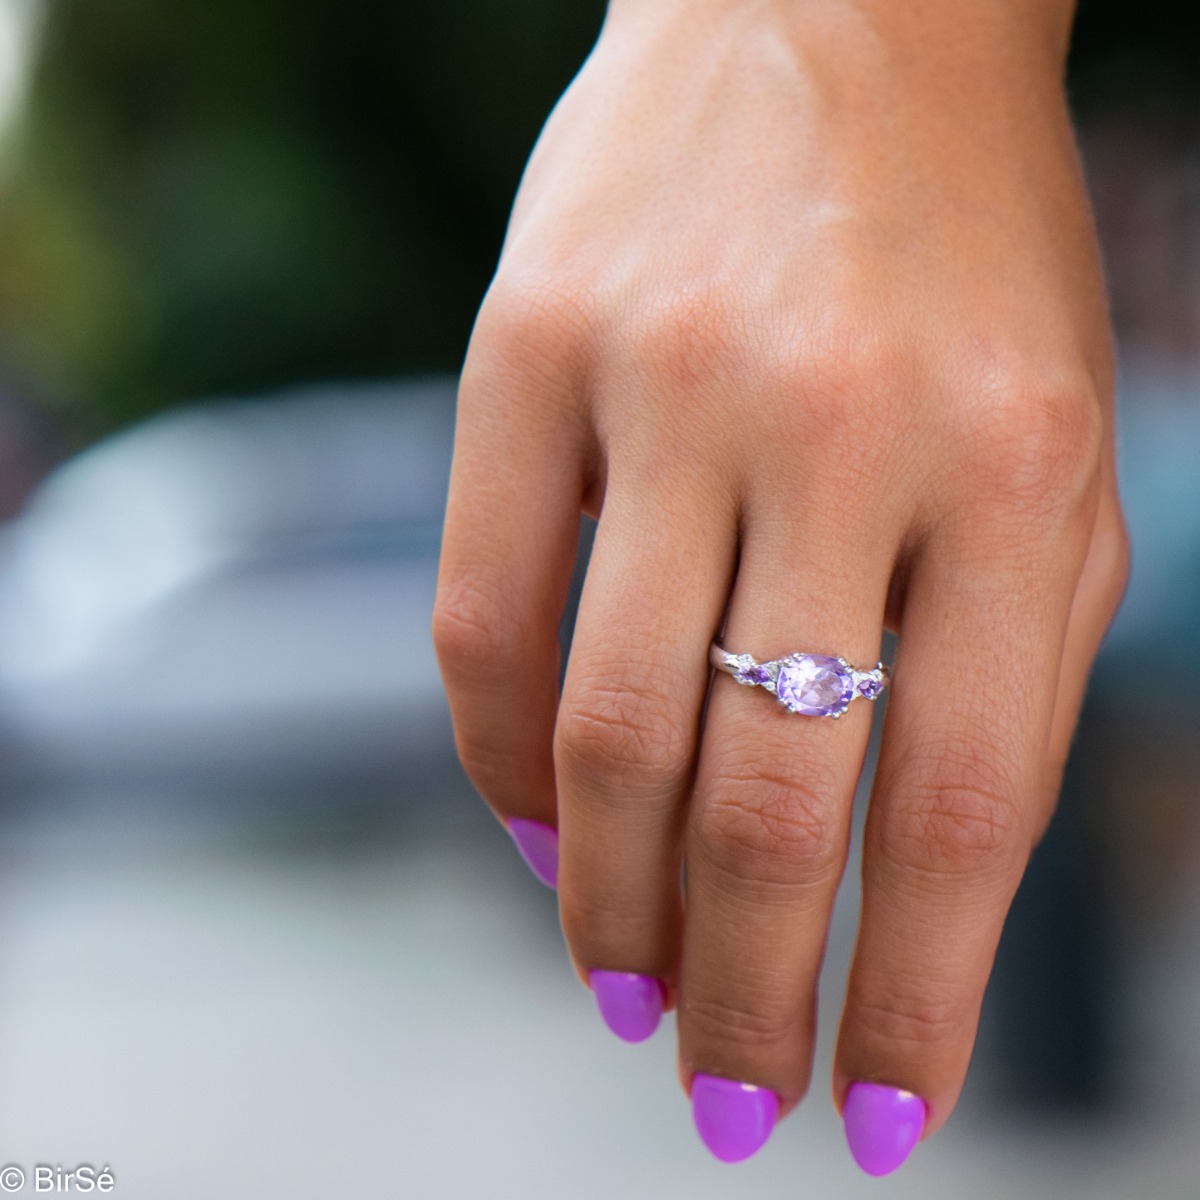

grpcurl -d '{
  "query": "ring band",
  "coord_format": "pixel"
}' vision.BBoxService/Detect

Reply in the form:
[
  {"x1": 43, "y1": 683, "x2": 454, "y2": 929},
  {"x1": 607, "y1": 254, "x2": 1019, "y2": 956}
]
[{"x1": 710, "y1": 642, "x2": 890, "y2": 719}]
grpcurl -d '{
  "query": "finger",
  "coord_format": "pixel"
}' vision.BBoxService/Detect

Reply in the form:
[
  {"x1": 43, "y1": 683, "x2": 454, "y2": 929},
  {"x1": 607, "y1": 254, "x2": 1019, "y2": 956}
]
[
  {"x1": 833, "y1": 506, "x2": 1093, "y2": 1174},
  {"x1": 1040, "y1": 478, "x2": 1130, "y2": 827},
  {"x1": 432, "y1": 335, "x2": 585, "y2": 887},
  {"x1": 678, "y1": 501, "x2": 896, "y2": 1161},
  {"x1": 555, "y1": 467, "x2": 737, "y2": 1036}
]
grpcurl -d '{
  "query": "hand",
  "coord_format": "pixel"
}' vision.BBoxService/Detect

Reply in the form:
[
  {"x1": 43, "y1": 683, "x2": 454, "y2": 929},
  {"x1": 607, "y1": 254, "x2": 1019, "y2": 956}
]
[{"x1": 434, "y1": 0, "x2": 1129, "y2": 1174}]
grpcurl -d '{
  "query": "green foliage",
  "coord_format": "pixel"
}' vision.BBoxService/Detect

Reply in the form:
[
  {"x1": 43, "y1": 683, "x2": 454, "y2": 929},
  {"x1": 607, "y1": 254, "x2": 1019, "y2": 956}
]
[{"x1": 0, "y1": 0, "x2": 603, "y2": 436}]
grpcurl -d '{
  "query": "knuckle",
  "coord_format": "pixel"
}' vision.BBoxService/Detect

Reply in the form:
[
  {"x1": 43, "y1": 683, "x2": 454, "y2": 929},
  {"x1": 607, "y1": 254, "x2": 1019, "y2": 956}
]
[
  {"x1": 693, "y1": 763, "x2": 846, "y2": 888},
  {"x1": 455, "y1": 732, "x2": 533, "y2": 803},
  {"x1": 472, "y1": 276, "x2": 593, "y2": 379},
  {"x1": 431, "y1": 575, "x2": 528, "y2": 680},
  {"x1": 746, "y1": 336, "x2": 921, "y2": 481},
  {"x1": 560, "y1": 889, "x2": 668, "y2": 960},
  {"x1": 1095, "y1": 509, "x2": 1133, "y2": 609},
  {"x1": 884, "y1": 735, "x2": 1029, "y2": 879},
  {"x1": 683, "y1": 989, "x2": 802, "y2": 1057},
  {"x1": 630, "y1": 289, "x2": 744, "y2": 395},
  {"x1": 851, "y1": 987, "x2": 967, "y2": 1053},
  {"x1": 555, "y1": 678, "x2": 693, "y2": 794},
  {"x1": 785, "y1": 316, "x2": 915, "y2": 436},
  {"x1": 767, "y1": 356, "x2": 865, "y2": 445},
  {"x1": 808, "y1": 335, "x2": 901, "y2": 410},
  {"x1": 954, "y1": 378, "x2": 1104, "y2": 510}
]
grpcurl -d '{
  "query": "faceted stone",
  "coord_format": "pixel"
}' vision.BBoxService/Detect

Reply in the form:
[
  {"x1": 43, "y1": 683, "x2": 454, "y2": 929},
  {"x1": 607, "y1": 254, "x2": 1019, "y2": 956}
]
[
  {"x1": 736, "y1": 664, "x2": 772, "y2": 686},
  {"x1": 857, "y1": 677, "x2": 883, "y2": 700},
  {"x1": 775, "y1": 654, "x2": 853, "y2": 717}
]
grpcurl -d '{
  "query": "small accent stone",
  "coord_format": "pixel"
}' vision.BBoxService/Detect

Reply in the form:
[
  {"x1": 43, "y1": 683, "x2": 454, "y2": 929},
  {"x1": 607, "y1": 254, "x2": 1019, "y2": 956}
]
[
  {"x1": 738, "y1": 664, "x2": 772, "y2": 686},
  {"x1": 730, "y1": 655, "x2": 769, "y2": 686},
  {"x1": 857, "y1": 677, "x2": 883, "y2": 700},
  {"x1": 776, "y1": 654, "x2": 854, "y2": 717}
]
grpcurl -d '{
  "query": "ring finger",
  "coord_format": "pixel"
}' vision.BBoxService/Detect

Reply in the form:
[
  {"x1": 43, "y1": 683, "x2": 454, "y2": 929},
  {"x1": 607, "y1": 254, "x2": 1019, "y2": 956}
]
[{"x1": 678, "y1": 492, "x2": 897, "y2": 1162}]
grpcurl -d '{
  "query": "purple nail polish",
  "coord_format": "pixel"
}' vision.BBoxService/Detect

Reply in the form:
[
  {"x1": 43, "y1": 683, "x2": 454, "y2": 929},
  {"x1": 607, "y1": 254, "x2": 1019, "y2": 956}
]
[
  {"x1": 690, "y1": 1074, "x2": 779, "y2": 1163},
  {"x1": 506, "y1": 818, "x2": 558, "y2": 889},
  {"x1": 843, "y1": 1082, "x2": 927, "y2": 1176},
  {"x1": 589, "y1": 971, "x2": 664, "y2": 1043}
]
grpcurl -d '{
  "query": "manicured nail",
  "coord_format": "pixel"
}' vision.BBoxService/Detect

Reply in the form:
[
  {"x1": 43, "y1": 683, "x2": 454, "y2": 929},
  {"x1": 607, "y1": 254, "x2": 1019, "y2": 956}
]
[
  {"x1": 589, "y1": 971, "x2": 665, "y2": 1043},
  {"x1": 690, "y1": 1073, "x2": 779, "y2": 1163},
  {"x1": 842, "y1": 1082, "x2": 927, "y2": 1176},
  {"x1": 506, "y1": 818, "x2": 559, "y2": 889}
]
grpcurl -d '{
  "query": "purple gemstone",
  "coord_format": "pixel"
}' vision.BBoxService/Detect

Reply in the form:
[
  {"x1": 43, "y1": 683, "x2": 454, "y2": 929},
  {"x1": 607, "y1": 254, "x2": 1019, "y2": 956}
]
[
  {"x1": 857, "y1": 677, "x2": 883, "y2": 700},
  {"x1": 737, "y1": 664, "x2": 772, "y2": 686},
  {"x1": 775, "y1": 655, "x2": 853, "y2": 717}
]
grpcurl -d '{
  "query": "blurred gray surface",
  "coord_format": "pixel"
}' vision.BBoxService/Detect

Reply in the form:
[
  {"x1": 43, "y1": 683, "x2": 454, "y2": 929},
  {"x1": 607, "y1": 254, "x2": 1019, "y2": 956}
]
[
  {"x1": 0, "y1": 379, "x2": 455, "y2": 783},
  {"x1": 0, "y1": 800, "x2": 1196, "y2": 1199}
]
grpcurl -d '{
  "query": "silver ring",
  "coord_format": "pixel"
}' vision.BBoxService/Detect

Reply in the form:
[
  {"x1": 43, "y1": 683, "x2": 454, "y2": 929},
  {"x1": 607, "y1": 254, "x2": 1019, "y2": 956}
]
[{"x1": 710, "y1": 642, "x2": 890, "y2": 719}]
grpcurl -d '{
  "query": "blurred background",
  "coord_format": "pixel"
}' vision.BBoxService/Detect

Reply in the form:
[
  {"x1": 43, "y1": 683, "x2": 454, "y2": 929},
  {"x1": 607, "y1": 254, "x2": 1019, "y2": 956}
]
[{"x1": 0, "y1": 0, "x2": 1196, "y2": 1196}]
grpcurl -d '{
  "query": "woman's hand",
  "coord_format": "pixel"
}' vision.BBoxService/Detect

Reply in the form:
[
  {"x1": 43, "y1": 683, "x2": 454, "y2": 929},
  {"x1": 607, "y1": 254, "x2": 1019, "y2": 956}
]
[{"x1": 433, "y1": 0, "x2": 1129, "y2": 1173}]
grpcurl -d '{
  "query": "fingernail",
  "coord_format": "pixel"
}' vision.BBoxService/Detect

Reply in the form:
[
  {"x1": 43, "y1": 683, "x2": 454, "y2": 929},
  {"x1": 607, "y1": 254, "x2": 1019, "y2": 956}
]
[
  {"x1": 690, "y1": 1073, "x2": 779, "y2": 1163},
  {"x1": 589, "y1": 971, "x2": 665, "y2": 1043},
  {"x1": 506, "y1": 818, "x2": 559, "y2": 889},
  {"x1": 843, "y1": 1082, "x2": 927, "y2": 1176}
]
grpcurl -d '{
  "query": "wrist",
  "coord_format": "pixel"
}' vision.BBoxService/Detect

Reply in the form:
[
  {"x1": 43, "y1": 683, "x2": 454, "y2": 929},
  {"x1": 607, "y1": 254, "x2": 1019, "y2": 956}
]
[{"x1": 603, "y1": 0, "x2": 1077, "y2": 85}]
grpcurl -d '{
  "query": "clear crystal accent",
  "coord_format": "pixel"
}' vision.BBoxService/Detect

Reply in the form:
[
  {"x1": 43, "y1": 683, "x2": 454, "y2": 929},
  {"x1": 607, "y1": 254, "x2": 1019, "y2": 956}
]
[{"x1": 730, "y1": 655, "x2": 773, "y2": 687}]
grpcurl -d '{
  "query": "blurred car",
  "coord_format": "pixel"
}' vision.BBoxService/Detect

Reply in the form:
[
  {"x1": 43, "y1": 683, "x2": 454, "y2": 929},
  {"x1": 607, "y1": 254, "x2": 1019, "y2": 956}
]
[{"x1": 0, "y1": 378, "x2": 458, "y2": 784}]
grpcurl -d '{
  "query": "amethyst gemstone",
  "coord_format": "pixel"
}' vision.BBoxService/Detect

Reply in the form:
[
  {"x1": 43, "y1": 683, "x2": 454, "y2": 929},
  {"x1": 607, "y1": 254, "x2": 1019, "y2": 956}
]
[
  {"x1": 775, "y1": 655, "x2": 854, "y2": 717},
  {"x1": 858, "y1": 677, "x2": 883, "y2": 700},
  {"x1": 737, "y1": 664, "x2": 772, "y2": 686}
]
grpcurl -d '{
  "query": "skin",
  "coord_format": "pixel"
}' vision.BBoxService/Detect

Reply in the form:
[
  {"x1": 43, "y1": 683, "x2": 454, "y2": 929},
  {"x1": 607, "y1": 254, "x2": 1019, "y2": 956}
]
[{"x1": 433, "y1": 0, "x2": 1130, "y2": 1142}]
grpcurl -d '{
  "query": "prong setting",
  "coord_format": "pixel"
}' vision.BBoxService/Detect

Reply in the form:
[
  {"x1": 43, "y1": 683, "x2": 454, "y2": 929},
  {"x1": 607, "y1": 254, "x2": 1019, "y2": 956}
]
[{"x1": 712, "y1": 644, "x2": 890, "y2": 718}]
